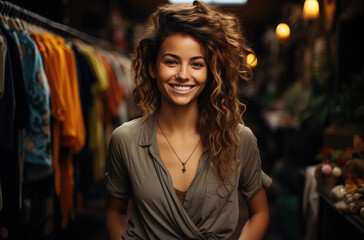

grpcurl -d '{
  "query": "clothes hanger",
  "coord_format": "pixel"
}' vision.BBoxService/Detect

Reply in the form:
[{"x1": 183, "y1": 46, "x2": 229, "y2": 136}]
[
  {"x1": 8, "y1": 7, "x2": 21, "y2": 32},
  {"x1": 30, "y1": 16, "x2": 40, "y2": 33},
  {"x1": 15, "y1": 10, "x2": 26, "y2": 31},
  {"x1": 24, "y1": 10, "x2": 37, "y2": 33},
  {"x1": 0, "y1": 2, "x2": 9, "y2": 26},
  {"x1": 0, "y1": 2, "x2": 5, "y2": 25},
  {"x1": 0, "y1": 14, "x2": 7, "y2": 26}
]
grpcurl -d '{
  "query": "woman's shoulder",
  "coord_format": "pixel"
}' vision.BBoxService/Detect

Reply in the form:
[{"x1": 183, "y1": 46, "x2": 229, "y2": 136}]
[
  {"x1": 236, "y1": 124, "x2": 258, "y2": 151},
  {"x1": 236, "y1": 124, "x2": 256, "y2": 141},
  {"x1": 111, "y1": 116, "x2": 145, "y2": 141}
]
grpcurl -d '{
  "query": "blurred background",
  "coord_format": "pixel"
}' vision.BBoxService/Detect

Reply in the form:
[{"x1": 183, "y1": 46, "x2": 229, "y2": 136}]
[{"x1": 0, "y1": 0, "x2": 363, "y2": 239}]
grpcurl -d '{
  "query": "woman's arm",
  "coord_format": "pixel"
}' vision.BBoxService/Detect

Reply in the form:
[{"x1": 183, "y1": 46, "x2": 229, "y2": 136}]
[
  {"x1": 239, "y1": 187, "x2": 270, "y2": 240},
  {"x1": 105, "y1": 194, "x2": 129, "y2": 240}
]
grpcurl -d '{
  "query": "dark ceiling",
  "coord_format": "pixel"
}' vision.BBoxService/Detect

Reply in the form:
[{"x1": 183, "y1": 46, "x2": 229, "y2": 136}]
[
  {"x1": 9, "y1": 0, "x2": 290, "y2": 31},
  {"x1": 123, "y1": 0, "x2": 285, "y2": 27},
  {"x1": 9, "y1": 0, "x2": 293, "y2": 53},
  {"x1": 118, "y1": 0, "x2": 289, "y2": 52}
]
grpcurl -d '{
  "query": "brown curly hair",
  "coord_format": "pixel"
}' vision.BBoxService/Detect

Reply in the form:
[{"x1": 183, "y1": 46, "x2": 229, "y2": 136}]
[{"x1": 132, "y1": 0, "x2": 254, "y2": 183}]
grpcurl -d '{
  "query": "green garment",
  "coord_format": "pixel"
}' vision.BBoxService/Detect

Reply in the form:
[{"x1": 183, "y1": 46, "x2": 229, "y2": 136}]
[{"x1": 105, "y1": 112, "x2": 272, "y2": 239}]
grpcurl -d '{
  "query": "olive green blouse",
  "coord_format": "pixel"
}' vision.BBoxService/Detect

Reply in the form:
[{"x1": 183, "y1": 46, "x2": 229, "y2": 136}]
[{"x1": 105, "y1": 112, "x2": 272, "y2": 239}]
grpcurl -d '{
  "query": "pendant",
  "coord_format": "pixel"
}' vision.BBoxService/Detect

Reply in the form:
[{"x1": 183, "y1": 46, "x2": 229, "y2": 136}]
[{"x1": 182, "y1": 163, "x2": 186, "y2": 173}]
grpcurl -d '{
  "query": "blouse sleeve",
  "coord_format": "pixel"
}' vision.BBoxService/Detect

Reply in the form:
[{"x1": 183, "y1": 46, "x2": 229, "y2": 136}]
[
  {"x1": 104, "y1": 127, "x2": 132, "y2": 199},
  {"x1": 238, "y1": 126, "x2": 272, "y2": 201}
]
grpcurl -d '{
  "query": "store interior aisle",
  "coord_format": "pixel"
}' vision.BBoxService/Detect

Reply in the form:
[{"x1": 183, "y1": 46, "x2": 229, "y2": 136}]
[{"x1": 58, "y1": 182, "x2": 109, "y2": 240}]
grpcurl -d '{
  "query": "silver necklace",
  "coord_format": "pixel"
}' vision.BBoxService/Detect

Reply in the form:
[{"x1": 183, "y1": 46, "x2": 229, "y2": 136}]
[{"x1": 156, "y1": 120, "x2": 201, "y2": 173}]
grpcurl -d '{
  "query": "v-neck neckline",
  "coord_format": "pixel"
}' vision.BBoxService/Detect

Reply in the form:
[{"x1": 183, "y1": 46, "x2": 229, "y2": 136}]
[
  {"x1": 138, "y1": 112, "x2": 210, "y2": 209},
  {"x1": 152, "y1": 129, "x2": 207, "y2": 195},
  {"x1": 147, "y1": 112, "x2": 208, "y2": 202}
]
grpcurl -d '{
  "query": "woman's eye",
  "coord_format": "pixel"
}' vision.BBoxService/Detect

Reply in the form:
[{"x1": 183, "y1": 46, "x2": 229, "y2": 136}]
[
  {"x1": 164, "y1": 59, "x2": 177, "y2": 65},
  {"x1": 192, "y1": 62, "x2": 204, "y2": 68}
]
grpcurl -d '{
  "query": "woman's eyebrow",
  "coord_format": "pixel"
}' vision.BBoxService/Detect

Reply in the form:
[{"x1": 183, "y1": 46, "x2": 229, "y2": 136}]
[
  {"x1": 162, "y1": 53, "x2": 179, "y2": 59},
  {"x1": 162, "y1": 53, "x2": 205, "y2": 60},
  {"x1": 191, "y1": 56, "x2": 205, "y2": 61}
]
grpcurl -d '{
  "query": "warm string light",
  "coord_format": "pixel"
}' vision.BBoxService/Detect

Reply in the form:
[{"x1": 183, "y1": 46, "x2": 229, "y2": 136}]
[
  {"x1": 247, "y1": 53, "x2": 257, "y2": 68},
  {"x1": 303, "y1": 0, "x2": 320, "y2": 20},
  {"x1": 276, "y1": 23, "x2": 290, "y2": 43}
]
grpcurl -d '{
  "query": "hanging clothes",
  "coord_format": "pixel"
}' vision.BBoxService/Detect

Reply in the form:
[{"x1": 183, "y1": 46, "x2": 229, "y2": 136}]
[
  {"x1": 0, "y1": 3, "x2": 134, "y2": 232},
  {"x1": 74, "y1": 43, "x2": 108, "y2": 182},
  {"x1": 0, "y1": 28, "x2": 15, "y2": 236},
  {"x1": 0, "y1": 33, "x2": 6, "y2": 99},
  {"x1": 31, "y1": 33, "x2": 86, "y2": 228},
  {"x1": 0, "y1": 25, "x2": 29, "y2": 148},
  {"x1": 100, "y1": 53, "x2": 123, "y2": 125},
  {"x1": 0, "y1": 25, "x2": 29, "y2": 131},
  {"x1": 0, "y1": 28, "x2": 15, "y2": 148},
  {"x1": 71, "y1": 43, "x2": 96, "y2": 211},
  {"x1": 105, "y1": 52, "x2": 129, "y2": 124},
  {"x1": 31, "y1": 33, "x2": 65, "y2": 197},
  {"x1": 111, "y1": 52, "x2": 138, "y2": 120},
  {"x1": 0, "y1": 24, "x2": 30, "y2": 239},
  {"x1": 18, "y1": 30, "x2": 52, "y2": 166}
]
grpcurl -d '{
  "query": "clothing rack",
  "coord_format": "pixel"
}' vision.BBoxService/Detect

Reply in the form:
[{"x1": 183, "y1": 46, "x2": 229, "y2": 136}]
[{"x1": 0, "y1": 0, "x2": 122, "y2": 52}]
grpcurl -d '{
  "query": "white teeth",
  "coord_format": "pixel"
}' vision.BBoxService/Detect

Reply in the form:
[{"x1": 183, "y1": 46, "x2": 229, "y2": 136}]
[{"x1": 172, "y1": 85, "x2": 192, "y2": 91}]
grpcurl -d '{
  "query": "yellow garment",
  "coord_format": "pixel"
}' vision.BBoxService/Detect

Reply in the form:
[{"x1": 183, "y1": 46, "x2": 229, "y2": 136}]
[
  {"x1": 80, "y1": 45, "x2": 108, "y2": 94},
  {"x1": 77, "y1": 44, "x2": 108, "y2": 181}
]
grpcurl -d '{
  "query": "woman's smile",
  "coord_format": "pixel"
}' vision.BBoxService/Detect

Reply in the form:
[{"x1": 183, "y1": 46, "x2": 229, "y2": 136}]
[{"x1": 169, "y1": 84, "x2": 195, "y2": 93}]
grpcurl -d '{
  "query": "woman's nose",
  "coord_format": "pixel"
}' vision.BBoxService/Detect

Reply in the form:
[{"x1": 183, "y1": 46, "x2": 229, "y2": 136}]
[{"x1": 176, "y1": 65, "x2": 190, "y2": 81}]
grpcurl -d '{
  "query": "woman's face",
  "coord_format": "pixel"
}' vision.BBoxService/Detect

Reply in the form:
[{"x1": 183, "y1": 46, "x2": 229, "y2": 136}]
[{"x1": 150, "y1": 33, "x2": 208, "y2": 107}]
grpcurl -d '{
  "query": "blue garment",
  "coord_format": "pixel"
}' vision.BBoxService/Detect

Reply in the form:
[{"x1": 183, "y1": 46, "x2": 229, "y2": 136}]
[{"x1": 18, "y1": 30, "x2": 52, "y2": 166}]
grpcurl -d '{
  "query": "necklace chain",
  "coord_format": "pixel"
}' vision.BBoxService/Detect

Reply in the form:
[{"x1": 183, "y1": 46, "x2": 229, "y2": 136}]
[{"x1": 156, "y1": 120, "x2": 201, "y2": 173}]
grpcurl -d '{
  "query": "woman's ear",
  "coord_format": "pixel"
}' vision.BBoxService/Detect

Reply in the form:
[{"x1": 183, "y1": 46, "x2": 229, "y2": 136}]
[{"x1": 149, "y1": 63, "x2": 156, "y2": 79}]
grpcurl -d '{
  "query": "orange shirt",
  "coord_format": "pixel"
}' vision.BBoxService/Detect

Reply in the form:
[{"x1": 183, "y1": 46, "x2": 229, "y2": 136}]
[{"x1": 32, "y1": 33, "x2": 63, "y2": 199}]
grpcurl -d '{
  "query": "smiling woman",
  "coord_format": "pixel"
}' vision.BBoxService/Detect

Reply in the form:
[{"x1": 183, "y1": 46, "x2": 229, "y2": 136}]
[
  {"x1": 105, "y1": 1, "x2": 272, "y2": 240},
  {"x1": 150, "y1": 34, "x2": 208, "y2": 107}
]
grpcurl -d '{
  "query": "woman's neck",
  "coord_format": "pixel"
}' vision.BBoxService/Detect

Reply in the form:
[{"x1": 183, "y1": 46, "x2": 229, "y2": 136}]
[{"x1": 157, "y1": 101, "x2": 199, "y2": 136}]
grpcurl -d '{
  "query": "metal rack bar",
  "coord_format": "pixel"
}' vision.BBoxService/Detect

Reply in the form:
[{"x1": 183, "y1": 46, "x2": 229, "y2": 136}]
[{"x1": 0, "y1": 0, "x2": 121, "y2": 52}]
